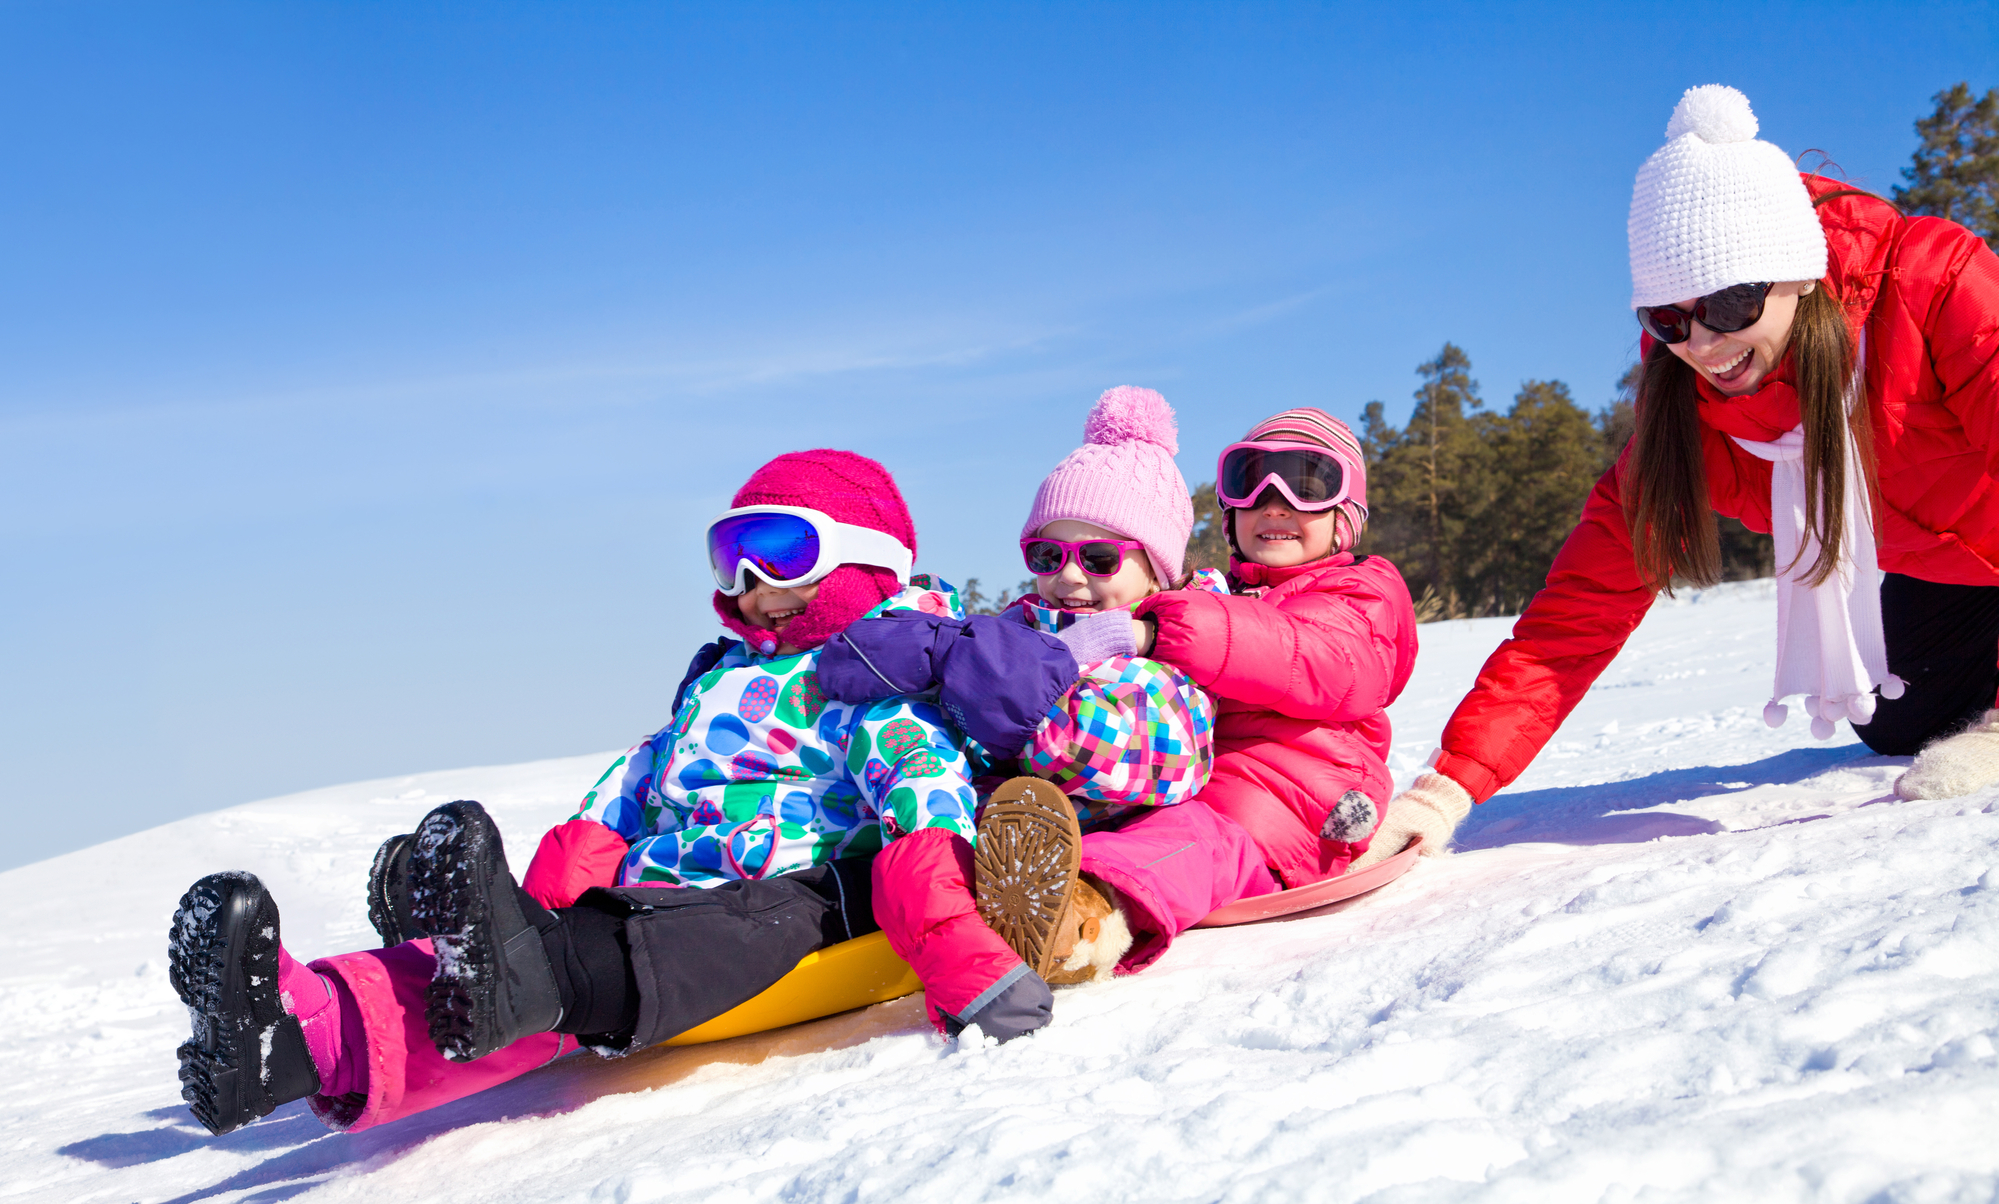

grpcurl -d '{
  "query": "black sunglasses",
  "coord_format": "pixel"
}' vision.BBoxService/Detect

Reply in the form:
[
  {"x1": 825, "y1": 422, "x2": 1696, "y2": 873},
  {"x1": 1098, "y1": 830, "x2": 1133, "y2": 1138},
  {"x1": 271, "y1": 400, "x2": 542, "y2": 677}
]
[{"x1": 1634, "y1": 282, "x2": 1772, "y2": 345}]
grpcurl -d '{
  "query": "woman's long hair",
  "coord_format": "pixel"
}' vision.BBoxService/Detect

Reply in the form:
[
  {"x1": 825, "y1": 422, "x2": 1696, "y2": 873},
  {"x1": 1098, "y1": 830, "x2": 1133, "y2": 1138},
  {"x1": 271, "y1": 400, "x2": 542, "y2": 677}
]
[{"x1": 1623, "y1": 280, "x2": 1870, "y2": 592}]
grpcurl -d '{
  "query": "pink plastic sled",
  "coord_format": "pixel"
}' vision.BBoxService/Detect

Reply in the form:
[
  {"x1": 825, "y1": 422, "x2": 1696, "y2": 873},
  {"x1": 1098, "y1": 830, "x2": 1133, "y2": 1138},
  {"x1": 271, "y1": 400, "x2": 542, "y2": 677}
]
[{"x1": 1194, "y1": 835, "x2": 1425, "y2": 927}]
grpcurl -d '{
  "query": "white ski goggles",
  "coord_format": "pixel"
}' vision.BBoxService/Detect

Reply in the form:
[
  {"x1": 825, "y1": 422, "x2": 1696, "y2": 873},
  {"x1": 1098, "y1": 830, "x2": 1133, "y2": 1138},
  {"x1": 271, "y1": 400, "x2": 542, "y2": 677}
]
[{"x1": 705, "y1": 505, "x2": 913, "y2": 596}]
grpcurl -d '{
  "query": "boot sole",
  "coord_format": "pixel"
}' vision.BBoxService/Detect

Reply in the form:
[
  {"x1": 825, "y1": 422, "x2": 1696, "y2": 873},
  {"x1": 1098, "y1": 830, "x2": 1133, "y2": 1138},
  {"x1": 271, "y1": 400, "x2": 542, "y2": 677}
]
[
  {"x1": 974, "y1": 777, "x2": 1084, "y2": 978},
  {"x1": 366, "y1": 832, "x2": 415, "y2": 946},
  {"x1": 409, "y1": 801, "x2": 557, "y2": 1062},
  {"x1": 168, "y1": 873, "x2": 320, "y2": 1135}
]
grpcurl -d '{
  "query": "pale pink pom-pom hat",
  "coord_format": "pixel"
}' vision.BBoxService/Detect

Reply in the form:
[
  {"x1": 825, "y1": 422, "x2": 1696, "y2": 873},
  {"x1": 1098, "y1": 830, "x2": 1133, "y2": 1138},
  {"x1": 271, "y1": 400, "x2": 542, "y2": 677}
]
[{"x1": 1021, "y1": 386, "x2": 1195, "y2": 584}]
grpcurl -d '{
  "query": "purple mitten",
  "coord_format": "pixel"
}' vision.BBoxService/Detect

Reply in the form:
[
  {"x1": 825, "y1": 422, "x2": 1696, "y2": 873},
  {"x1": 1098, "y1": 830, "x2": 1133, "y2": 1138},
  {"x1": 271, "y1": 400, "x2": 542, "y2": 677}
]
[
  {"x1": 820, "y1": 613, "x2": 1080, "y2": 758},
  {"x1": 818, "y1": 613, "x2": 956, "y2": 702}
]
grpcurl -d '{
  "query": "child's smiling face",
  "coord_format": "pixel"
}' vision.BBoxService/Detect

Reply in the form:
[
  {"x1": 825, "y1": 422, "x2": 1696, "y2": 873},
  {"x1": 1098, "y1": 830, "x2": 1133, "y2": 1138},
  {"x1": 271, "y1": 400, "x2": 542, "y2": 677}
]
[
  {"x1": 734, "y1": 577, "x2": 822, "y2": 654},
  {"x1": 1032, "y1": 519, "x2": 1160, "y2": 613},
  {"x1": 1233, "y1": 496, "x2": 1339, "y2": 567}
]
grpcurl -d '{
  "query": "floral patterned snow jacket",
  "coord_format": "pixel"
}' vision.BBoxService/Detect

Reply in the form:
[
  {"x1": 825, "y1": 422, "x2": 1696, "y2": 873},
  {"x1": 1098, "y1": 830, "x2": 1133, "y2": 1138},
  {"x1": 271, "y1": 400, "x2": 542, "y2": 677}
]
[{"x1": 568, "y1": 579, "x2": 981, "y2": 889}]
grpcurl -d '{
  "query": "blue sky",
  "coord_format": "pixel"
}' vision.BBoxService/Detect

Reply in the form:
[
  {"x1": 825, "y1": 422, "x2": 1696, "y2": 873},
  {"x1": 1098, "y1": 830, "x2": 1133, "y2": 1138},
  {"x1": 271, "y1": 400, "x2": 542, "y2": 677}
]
[{"x1": 2, "y1": 1, "x2": 1992, "y2": 869}]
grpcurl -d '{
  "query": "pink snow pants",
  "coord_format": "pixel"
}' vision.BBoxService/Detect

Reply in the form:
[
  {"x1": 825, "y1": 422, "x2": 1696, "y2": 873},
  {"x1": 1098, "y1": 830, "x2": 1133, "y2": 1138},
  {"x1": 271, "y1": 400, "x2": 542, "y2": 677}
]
[
  {"x1": 1083, "y1": 799, "x2": 1279, "y2": 972},
  {"x1": 304, "y1": 940, "x2": 574, "y2": 1133}
]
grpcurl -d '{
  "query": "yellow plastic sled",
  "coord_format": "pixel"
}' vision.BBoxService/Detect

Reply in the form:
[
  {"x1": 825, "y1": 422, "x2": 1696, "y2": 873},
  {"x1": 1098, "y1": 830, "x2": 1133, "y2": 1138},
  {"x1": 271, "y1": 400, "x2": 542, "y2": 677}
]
[
  {"x1": 657, "y1": 833, "x2": 1424, "y2": 1047},
  {"x1": 661, "y1": 930, "x2": 922, "y2": 1046}
]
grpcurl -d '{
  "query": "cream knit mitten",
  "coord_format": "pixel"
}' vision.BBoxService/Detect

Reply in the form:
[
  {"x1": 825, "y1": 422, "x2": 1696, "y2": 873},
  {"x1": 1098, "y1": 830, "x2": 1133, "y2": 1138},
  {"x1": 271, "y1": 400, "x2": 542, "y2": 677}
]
[
  {"x1": 1894, "y1": 709, "x2": 1999, "y2": 800},
  {"x1": 1349, "y1": 772, "x2": 1473, "y2": 870}
]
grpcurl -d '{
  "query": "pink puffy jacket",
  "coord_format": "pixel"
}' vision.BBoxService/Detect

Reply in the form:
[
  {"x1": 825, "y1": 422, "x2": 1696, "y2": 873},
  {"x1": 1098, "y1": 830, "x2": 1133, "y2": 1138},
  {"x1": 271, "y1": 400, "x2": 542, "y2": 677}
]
[{"x1": 1136, "y1": 552, "x2": 1419, "y2": 887}]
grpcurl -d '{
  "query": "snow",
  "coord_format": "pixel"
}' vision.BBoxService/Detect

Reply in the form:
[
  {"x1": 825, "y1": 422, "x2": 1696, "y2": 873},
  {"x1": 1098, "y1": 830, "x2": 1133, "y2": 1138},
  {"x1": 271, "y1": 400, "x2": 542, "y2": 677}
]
[{"x1": 4, "y1": 580, "x2": 1996, "y2": 1203}]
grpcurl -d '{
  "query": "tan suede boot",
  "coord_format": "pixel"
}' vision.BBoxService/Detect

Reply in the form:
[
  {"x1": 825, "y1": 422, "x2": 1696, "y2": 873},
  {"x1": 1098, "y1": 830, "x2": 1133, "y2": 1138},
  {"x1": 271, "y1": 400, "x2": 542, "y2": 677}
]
[{"x1": 975, "y1": 777, "x2": 1090, "y2": 979}]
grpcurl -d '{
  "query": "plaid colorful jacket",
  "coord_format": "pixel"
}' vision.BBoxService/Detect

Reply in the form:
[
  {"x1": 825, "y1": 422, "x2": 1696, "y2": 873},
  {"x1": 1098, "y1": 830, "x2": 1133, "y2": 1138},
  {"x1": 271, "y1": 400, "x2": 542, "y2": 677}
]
[{"x1": 1012, "y1": 571, "x2": 1225, "y2": 828}]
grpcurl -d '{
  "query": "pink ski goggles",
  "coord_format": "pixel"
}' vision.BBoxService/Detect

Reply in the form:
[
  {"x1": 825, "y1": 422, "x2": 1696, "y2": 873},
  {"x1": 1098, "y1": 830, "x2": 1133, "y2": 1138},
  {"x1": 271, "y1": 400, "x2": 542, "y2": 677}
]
[{"x1": 1215, "y1": 439, "x2": 1357, "y2": 512}]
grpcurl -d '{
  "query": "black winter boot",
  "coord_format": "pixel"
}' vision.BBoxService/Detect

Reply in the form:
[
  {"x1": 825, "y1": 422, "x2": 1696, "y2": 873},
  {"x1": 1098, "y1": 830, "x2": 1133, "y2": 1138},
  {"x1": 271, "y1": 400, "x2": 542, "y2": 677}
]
[
  {"x1": 168, "y1": 873, "x2": 322, "y2": 1135},
  {"x1": 366, "y1": 832, "x2": 418, "y2": 946},
  {"x1": 408, "y1": 800, "x2": 564, "y2": 1062}
]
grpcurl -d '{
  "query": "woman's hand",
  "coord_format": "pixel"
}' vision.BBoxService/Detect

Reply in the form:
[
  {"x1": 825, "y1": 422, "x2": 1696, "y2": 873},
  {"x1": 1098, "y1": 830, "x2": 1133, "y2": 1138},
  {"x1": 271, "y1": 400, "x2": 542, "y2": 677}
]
[{"x1": 1349, "y1": 772, "x2": 1473, "y2": 869}]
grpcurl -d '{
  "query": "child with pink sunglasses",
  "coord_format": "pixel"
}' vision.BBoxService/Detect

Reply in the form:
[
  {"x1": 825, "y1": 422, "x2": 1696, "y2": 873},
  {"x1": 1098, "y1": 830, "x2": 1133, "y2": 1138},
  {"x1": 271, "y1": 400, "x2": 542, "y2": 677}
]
[{"x1": 820, "y1": 388, "x2": 1278, "y2": 1038}]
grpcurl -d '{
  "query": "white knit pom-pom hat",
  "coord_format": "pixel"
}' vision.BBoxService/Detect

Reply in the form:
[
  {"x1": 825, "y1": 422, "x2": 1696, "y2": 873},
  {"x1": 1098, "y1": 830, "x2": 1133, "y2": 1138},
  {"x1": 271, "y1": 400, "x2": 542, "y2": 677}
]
[{"x1": 1628, "y1": 84, "x2": 1827, "y2": 308}]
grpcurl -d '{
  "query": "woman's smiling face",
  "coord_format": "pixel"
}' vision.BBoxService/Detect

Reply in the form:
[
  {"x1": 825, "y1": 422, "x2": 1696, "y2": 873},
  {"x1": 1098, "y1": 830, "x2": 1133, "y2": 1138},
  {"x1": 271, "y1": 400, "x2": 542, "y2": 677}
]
[{"x1": 1664, "y1": 279, "x2": 1814, "y2": 396}]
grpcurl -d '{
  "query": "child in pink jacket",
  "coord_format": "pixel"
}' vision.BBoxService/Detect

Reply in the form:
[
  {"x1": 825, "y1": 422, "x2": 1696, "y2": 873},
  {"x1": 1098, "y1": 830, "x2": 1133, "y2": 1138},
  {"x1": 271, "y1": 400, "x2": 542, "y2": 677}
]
[{"x1": 1136, "y1": 407, "x2": 1419, "y2": 887}]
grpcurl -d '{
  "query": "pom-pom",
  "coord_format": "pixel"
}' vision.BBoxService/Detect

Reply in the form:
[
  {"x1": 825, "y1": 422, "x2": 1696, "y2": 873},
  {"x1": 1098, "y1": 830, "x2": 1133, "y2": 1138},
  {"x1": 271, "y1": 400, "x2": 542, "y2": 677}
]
[
  {"x1": 1763, "y1": 701, "x2": 1787, "y2": 729},
  {"x1": 1083, "y1": 385, "x2": 1178, "y2": 454},
  {"x1": 1880, "y1": 674, "x2": 1907, "y2": 700},
  {"x1": 1665, "y1": 84, "x2": 1759, "y2": 145}
]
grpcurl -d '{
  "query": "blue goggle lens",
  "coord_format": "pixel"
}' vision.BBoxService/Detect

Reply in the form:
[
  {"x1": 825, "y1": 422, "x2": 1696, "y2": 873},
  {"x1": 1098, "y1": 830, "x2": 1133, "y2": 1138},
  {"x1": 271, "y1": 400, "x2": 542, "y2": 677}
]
[{"x1": 708, "y1": 512, "x2": 821, "y2": 587}]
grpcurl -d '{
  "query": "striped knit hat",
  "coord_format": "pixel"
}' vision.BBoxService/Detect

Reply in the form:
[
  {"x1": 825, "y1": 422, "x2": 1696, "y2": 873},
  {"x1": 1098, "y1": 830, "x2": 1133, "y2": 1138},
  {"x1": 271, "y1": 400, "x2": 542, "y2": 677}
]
[{"x1": 1229, "y1": 408, "x2": 1369, "y2": 554}]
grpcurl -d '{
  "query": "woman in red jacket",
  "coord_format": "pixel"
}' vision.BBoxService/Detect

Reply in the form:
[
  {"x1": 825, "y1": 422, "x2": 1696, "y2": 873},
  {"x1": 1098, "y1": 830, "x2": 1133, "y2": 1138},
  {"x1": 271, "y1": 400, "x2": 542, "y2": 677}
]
[{"x1": 1369, "y1": 84, "x2": 1999, "y2": 861}]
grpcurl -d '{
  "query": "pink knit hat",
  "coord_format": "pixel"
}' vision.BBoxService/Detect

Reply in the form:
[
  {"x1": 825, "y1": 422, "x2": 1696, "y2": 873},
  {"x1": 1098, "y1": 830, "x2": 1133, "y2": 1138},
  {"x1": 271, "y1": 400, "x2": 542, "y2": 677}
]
[
  {"x1": 1232, "y1": 407, "x2": 1369, "y2": 554},
  {"x1": 1022, "y1": 387, "x2": 1193, "y2": 584},
  {"x1": 711, "y1": 449, "x2": 917, "y2": 654}
]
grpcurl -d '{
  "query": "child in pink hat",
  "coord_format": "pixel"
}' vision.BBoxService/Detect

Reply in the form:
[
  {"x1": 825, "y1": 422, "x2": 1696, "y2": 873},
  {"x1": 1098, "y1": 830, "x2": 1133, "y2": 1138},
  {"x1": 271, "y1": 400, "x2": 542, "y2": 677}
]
[
  {"x1": 821, "y1": 387, "x2": 1279, "y2": 1040},
  {"x1": 163, "y1": 450, "x2": 1007, "y2": 1135}
]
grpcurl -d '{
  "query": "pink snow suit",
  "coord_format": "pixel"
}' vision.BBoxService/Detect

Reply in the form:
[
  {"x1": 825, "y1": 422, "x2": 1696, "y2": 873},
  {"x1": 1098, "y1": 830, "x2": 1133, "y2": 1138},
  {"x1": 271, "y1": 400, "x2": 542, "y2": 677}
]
[{"x1": 1136, "y1": 551, "x2": 1419, "y2": 888}]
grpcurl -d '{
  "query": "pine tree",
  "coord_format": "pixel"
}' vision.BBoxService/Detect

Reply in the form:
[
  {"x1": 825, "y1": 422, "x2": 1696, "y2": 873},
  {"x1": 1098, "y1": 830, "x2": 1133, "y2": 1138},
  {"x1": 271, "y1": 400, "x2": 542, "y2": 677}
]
[
  {"x1": 1366, "y1": 344, "x2": 1488, "y2": 607},
  {"x1": 1599, "y1": 361, "x2": 1640, "y2": 463},
  {"x1": 1893, "y1": 82, "x2": 1999, "y2": 246},
  {"x1": 958, "y1": 577, "x2": 1034, "y2": 616},
  {"x1": 1476, "y1": 380, "x2": 1602, "y2": 615},
  {"x1": 1353, "y1": 399, "x2": 1406, "y2": 560}
]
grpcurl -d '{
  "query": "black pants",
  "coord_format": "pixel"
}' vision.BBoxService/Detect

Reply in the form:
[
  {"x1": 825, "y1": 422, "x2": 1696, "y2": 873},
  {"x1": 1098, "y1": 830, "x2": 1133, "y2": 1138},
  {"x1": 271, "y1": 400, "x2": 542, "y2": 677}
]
[
  {"x1": 1851, "y1": 574, "x2": 1999, "y2": 756},
  {"x1": 533, "y1": 857, "x2": 878, "y2": 1052}
]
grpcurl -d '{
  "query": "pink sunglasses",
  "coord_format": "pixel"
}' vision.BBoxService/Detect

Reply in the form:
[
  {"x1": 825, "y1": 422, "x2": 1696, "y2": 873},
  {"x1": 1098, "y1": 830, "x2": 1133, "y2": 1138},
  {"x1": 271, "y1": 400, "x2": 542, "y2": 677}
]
[{"x1": 1020, "y1": 536, "x2": 1146, "y2": 578}]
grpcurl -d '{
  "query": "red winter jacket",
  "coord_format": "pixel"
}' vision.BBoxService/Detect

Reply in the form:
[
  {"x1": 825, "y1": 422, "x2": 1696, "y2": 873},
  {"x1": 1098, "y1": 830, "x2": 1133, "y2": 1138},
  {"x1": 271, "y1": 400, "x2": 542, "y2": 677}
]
[
  {"x1": 1137, "y1": 552, "x2": 1419, "y2": 887},
  {"x1": 1437, "y1": 178, "x2": 1999, "y2": 803}
]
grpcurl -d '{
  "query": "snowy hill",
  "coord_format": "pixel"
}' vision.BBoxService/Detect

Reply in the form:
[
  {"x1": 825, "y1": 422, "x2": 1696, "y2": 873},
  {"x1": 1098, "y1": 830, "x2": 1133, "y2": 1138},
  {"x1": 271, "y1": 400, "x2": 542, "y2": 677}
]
[{"x1": 5, "y1": 581, "x2": 1996, "y2": 1204}]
